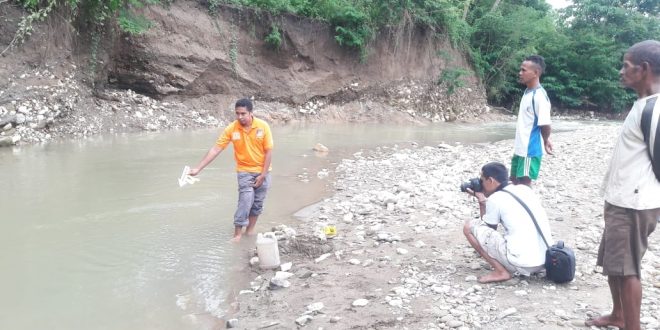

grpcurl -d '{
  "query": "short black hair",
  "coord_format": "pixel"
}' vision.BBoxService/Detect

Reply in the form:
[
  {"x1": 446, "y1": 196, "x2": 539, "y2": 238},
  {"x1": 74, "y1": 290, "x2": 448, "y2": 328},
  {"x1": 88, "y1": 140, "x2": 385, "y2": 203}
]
[
  {"x1": 525, "y1": 55, "x2": 546, "y2": 75},
  {"x1": 482, "y1": 162, "x2": 509, "y2": 186},
  {"x1": 235, "y1": 98, "x2": 253, "y2": 112},
  {"x1": 627, "y1": 40, "x2": 660, "y2": 75}
]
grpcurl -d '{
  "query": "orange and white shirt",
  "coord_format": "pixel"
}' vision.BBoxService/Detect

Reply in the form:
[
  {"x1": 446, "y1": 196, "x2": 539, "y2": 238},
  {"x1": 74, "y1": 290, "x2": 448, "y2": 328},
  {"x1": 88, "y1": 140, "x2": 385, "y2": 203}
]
[{"x1": 216, "y1": 117, "x2": 273, "y2": 173}]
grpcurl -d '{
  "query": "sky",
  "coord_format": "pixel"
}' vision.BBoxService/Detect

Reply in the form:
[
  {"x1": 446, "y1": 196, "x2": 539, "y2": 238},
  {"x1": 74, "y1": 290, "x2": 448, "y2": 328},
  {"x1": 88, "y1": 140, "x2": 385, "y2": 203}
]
[{"x1": 546, "y1": 0, "x2": 572, "y2": 9}]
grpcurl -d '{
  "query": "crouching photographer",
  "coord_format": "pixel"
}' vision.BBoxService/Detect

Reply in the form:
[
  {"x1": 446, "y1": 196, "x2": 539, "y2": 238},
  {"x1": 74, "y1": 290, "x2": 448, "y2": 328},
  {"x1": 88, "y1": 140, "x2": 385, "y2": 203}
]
[{"x1": 462, "y1": 162, "x2": 553, "y2": 283}]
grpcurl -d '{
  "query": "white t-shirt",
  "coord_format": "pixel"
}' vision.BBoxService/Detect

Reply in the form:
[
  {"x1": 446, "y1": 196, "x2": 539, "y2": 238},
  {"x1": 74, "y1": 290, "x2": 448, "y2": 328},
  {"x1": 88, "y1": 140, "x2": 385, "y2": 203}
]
[
  {"x1": 602, "y1": 93, "x2": 660, "y2": 210},
  {"x1": 514, "y1": 86, "x2": 552, "y2": 157},
  {"x1": 483, "y1": 184, "x2": 553, "y2": 267}
]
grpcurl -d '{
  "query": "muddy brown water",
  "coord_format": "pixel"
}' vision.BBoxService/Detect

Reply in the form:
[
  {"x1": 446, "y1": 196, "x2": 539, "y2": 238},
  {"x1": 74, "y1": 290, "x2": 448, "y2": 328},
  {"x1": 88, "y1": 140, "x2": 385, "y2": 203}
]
[{"x1": 0, "y1": 121, "x2": 589, "y2": 329}]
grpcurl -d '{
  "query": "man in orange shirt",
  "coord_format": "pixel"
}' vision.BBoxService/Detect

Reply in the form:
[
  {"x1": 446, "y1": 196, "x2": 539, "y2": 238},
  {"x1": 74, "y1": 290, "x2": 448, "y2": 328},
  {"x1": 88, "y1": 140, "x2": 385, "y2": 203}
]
[{"x1": 189, "y1": 98, "x2": 273, "y2": 242}]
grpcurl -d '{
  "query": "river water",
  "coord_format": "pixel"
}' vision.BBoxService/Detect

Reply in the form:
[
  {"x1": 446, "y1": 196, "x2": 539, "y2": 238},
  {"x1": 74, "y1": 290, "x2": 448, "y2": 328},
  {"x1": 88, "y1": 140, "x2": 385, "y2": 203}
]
[{"x1": 0, "y1": 121, "x2": 586, "y2": 329}]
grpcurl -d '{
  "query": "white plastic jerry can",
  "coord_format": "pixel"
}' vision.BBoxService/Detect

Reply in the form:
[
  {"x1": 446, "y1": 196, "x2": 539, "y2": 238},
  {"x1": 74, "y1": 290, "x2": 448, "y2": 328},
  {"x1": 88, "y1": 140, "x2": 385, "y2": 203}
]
[{"x1": 256, "y1": 232, "x2": 281, "y2": 269}]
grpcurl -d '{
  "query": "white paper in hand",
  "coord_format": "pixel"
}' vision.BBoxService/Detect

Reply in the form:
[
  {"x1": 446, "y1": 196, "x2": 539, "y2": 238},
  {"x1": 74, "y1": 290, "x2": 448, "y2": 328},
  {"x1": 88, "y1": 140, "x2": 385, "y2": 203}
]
[{"x1": 178, "y1": 166, "x2": 200, "y2": 187}]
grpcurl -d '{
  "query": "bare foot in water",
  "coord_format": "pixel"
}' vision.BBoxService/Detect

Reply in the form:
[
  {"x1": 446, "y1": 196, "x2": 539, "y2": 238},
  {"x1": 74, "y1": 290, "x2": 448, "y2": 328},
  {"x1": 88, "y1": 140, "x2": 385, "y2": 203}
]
[
  {"x1": 585, "y1": 314, "x2": 624, "y2": 329},
  {"x1": 245, "y1": 229, "x2": 257, "y2": 236},
  {"x1": 478, "y1": 271, "x2": 511, "y2": 283},
  {"x1": 229, "y1": 235, "x2": 241, "y2": 243}
]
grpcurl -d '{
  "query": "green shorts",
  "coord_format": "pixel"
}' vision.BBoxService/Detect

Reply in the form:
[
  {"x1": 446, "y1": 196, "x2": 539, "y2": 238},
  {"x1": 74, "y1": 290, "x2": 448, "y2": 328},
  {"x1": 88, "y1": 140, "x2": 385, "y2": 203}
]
[{"x1": 510, "y1": 155, "x2": 542, "y2": 180}]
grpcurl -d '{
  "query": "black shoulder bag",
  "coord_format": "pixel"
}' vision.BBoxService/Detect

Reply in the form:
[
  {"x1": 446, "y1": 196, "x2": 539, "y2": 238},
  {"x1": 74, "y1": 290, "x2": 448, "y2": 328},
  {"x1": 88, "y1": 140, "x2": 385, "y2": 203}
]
[
  {"x1": 501, "y1": 189, "x2": 576, "y2": 283},
  {"x1": 640, "y1": 96, "x2": 660, "y2": 182}
]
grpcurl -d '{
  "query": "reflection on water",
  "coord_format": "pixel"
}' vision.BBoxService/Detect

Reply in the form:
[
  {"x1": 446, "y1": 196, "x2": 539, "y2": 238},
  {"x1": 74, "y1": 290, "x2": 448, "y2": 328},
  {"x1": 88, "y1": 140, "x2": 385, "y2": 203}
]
[{"x1": 0, "y1": 120, "x2": 605, "y2": 329}]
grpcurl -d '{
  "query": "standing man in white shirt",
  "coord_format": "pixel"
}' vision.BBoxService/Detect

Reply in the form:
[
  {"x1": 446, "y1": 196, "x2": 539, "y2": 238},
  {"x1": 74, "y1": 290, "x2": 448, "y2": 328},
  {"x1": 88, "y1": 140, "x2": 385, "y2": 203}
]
[
  {"x1": 586, "y1": 40, "x2": 660, "y2": 330},
  {"x1": 511, "y1": 55, "x2": 553, "y2": 186}
]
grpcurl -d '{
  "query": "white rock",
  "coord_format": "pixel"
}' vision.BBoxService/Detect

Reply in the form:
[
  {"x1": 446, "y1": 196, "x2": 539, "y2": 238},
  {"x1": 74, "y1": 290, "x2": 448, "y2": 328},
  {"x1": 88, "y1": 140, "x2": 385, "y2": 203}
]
[
  {"x1": 280, "y1": 262, "x2": 292, "y2": 272},
  {"x1": 369, "y1": 224, "x2": 383, "y2": 232},
  {"x1": 307, "y1": 302, "x2": 324, "y2": 312},
  {"x1": 404, "y1": 278, "x2": 418, "y2": 285},
  {"x1": 641, "y1": 316, "x2": 657, "y2": 324},
  {"x1": 377, "y1": 233, "x2": 390, "y2": 241},
  {"x1": 554, "y1": 309, "x2": 568, "y2": 319},
  {"x1": 497, "y1": 307, "x2": 517, "y2": 319},
  {"x1": 432, "y1": 285, "x2": 450, "y2": 294},
  {"x1": 465, "y1": 275, "x2": 477, "y2": 282},
  {"x1": 446, "y1": 320, "x2": 464, "y2": 328},
  {"x1": 315, "y1": 253, "x2": 332, "y2": 263},
  {"x1": 396, "y1": 248, "x2": 409, "y2": 255},
  {"x1": 348, "y1": 259, "x2": 361, "y2": 265},
  {"x1": 269, "y1": 277, "x2": 290, "y2": 289},
  {"x1": 343, "y1": 213, "x2": 354, "y2": 222},
  {"x1": 514, "y1": 290, "x2": 528, "y2": 296},
  {"x1": 295, "y1": 315, "x2": 313, "y2": 326},
  {"x1": 313, "y1": 143, "x2": 329, "y2": 152},
  {"x1": 397, "y1": 181, "x2": 415, "y2": 192},
  {"x1": 352, "y1": 299, "x2": 369, "y2": 307},
  {"x1": 274, "y1": 271, "x2": 294, "y2": 280},
  {"x1": 317, "y1": 169, "x2": 329, "y2": 179},
  {"x1": 249, "y1": 257, "x2": 259, "y2": 266},
  {"x1": 226, "y1": 318, "x2": 239, "y2": 328}
]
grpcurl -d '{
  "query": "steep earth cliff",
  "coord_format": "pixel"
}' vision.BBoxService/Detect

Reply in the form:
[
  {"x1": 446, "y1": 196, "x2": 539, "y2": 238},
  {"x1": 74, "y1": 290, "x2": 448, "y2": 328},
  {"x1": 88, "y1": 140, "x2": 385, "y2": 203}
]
[{"x1": 0, "y1": 1, "x2": 491, "y2": 147}]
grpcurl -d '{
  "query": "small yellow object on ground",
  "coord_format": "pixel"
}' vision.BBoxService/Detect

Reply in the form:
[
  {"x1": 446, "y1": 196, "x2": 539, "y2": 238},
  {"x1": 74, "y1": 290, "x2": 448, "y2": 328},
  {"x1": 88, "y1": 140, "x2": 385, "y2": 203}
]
[{"x1": 324, "y1": 225, "x2": 337, "y2": 238}]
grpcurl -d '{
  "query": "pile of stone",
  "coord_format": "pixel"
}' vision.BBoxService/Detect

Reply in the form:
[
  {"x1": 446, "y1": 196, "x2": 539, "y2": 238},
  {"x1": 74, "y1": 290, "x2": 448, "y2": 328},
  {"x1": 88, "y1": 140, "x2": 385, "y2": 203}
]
[
  {"x1": 0, "y1": 66, "x2": 224, "y2": 147},
  {"x1": 228, "y1": 124, "x2": 660, "y2": 329},
  {"x1": 383, "y1": 80, "x2": 489, "y2": 122}
]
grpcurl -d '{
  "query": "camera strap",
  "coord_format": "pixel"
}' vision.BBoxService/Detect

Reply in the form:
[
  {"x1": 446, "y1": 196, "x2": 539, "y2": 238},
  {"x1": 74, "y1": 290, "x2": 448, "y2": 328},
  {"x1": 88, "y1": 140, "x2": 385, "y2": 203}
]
[{"x1": 500, "y1": 189, "x2": 550, "y2": 249}]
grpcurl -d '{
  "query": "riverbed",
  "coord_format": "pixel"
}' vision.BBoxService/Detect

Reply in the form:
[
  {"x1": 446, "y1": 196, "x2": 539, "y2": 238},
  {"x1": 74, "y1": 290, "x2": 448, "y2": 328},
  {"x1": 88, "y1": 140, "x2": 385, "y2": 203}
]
[
  {"x1": 0, "y1": 120, "x2": 558, "y2": 330},
  {"x1": 229, "y1": 120, "x2": 660, "y2": 330}
]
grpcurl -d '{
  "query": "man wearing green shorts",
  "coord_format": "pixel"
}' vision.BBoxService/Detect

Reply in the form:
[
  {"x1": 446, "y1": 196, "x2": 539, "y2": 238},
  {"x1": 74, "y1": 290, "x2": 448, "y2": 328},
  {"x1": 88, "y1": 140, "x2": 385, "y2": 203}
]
[{"x1": 511, "y1": 55, "x2": 553, "y2": 186}]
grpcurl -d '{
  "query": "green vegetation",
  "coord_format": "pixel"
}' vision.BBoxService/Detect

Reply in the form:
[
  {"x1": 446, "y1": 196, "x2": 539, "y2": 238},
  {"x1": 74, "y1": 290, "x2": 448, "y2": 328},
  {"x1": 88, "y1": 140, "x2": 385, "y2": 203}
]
[
  {"x1": 207, "y1": 0, "x2": 465, "y2": 56},
  {"x1": 264, "y1": 24, "x2": 282, "y2": 49},
  {"x1": 11, "y1": 0, "x2": 158, "y2": 37},
  {"x1": 206, "y1": 0, "x2": 658, "y2": 112},
  {"x1": 8, "y1": 0, "x2": 659, "y2": 112},
  {"x1": 229, "y1": 30, "x2": 239, "y2": 75},
  {"x1": 438, "y1": 67, "x2": 470, "y2": 96}
]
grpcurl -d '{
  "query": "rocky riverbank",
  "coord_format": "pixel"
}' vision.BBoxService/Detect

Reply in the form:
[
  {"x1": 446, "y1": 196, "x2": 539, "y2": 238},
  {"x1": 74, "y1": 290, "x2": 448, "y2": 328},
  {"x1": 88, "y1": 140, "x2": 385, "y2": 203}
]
[
  {"x1": 0, "y1": 64, "x2": 497, "y2": 147},
  {"x1": 224, "y1": 124, "x2": 660, "y2": 329}
]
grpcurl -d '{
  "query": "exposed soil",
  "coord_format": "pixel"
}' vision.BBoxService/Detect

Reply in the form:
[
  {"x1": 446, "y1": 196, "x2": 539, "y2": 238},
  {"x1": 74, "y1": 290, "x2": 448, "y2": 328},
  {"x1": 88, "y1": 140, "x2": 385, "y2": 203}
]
[{"x1": 0, "y1": 0, "x2": 496, "y2": 147}]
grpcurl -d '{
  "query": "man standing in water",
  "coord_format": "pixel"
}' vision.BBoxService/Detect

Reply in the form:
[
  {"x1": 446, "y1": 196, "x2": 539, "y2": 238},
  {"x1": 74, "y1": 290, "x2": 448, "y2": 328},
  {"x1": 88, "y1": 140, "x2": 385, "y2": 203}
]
[
  {"x1": 511, "y1": 55, "x2": 553, "y2": 186},
  {"x1": 586, "y1": 40, "x2": 660, "y2": 330},
  {"x1": 189, "y1": 98, "x2": 273, "y2": 242}
]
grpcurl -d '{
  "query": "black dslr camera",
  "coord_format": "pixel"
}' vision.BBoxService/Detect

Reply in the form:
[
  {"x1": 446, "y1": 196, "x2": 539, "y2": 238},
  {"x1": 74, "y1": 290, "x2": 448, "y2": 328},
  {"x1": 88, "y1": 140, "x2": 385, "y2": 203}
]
[{"x1": 460, "y1": 178, "x2": 482, "y2": 193}]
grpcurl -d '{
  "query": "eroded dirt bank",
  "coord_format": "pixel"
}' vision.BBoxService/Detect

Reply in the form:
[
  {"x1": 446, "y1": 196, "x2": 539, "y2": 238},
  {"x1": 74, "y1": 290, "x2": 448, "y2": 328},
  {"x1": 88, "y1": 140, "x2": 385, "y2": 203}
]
[
  {"x1": 224, "y1": 125, "x2": 660, "y2": 330},
  {"x1": 0, "y1": 1, "x2": 494, "y2": 147}
]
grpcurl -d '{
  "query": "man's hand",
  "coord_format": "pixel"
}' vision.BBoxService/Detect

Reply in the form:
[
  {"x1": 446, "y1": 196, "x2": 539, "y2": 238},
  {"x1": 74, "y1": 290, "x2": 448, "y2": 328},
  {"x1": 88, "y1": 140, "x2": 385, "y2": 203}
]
[
  {"x1": 466, "y1": 188, "x2": 487, "y2": 203},
  {"x1": 253, "y1": 174, "x2": 265, "y2": 188},
  {"x1": 189, "y1": 168, "x2": 201, "y2": 176},
  {"x1": 544, "y1": 139, "x2": 554, "y2": 155}
]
